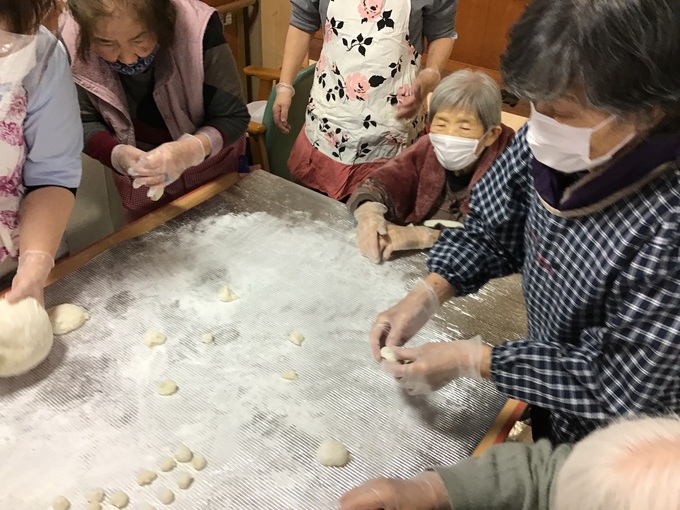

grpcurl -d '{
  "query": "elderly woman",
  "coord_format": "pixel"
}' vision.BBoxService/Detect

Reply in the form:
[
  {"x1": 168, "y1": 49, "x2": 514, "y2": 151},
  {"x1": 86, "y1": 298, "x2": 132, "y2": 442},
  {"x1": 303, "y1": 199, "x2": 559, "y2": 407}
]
[
  {"x1": 370, "y1": 0, "x2": 680, "y2": 445},
  {"x1": 347, "y1": 70, "x2": 514, "y2": 263},
  {"x1": 62, "y1": 0, "x2": 249, "y2": 222}
]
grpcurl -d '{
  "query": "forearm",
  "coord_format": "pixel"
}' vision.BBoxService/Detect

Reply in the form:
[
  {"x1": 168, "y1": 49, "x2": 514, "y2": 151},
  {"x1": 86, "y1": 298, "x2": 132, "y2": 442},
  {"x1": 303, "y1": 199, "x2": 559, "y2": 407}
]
[
  {"x1": 425, "y1": 273, "x2": 456, "y2": 304},
  {"x1": 19, "y1": 187, "x2": 75, "y2": 256},
  {"x1": 280, "y1": 26, "x2": 314, "y2": 84},
  {"x1": 424, "y1": 38, "x2": 454, "y2": 73}
]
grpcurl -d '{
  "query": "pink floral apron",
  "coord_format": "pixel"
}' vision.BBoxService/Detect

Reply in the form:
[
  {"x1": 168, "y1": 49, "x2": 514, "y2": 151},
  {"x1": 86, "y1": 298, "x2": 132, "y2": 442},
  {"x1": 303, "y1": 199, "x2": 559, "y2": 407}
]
[{"x1": 307, "y1": 0, "x2": 424, "y2": 164}]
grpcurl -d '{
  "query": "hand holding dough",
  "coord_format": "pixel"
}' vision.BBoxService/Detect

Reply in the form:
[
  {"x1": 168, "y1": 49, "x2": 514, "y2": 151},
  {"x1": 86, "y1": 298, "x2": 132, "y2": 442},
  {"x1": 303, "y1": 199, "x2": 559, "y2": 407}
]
[
  {"x1": 47, "y1": 304, "x2": 89, "y2": 335},
  {"x1": 380, "y1": 346, "x2": 398, "y2": 363}
]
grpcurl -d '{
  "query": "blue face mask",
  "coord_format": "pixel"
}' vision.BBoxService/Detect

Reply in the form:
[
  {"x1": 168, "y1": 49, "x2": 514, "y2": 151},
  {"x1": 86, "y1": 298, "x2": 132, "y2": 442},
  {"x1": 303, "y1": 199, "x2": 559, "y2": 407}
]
[{"x1": 107, "y1": 46, "x2": 159, "y2": 76}]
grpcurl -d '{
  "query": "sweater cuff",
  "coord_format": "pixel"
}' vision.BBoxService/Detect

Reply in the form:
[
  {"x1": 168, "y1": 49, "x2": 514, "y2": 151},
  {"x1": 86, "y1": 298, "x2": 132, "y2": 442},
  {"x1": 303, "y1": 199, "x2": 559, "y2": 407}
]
[
  {"x1": 429, "y1": 466, "x2": 475, "y2": 510},
  {"x1": 196, "y1": 126, "x2": 225, "y2": 156},
  {"x1": 85, "y1": 131, "x2": 119, "y2": 170}
]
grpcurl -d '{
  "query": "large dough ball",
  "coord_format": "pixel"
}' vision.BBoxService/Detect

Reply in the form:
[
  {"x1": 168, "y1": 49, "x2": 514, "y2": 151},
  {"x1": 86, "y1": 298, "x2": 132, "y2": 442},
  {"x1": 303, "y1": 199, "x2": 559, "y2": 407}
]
[
  {"x1": 0, "y1": 298, "x2": 53, "y2": 377},
  {"x1": 47, "y1": 303, "x2": 89, "y2": 335}
]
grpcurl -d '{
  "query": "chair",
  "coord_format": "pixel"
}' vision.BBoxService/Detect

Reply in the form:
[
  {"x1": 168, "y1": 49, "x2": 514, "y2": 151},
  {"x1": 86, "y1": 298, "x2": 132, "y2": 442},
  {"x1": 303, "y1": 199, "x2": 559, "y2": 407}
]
[{"x1": 244, "y1": 64, "x2": 315, "y2": 180}]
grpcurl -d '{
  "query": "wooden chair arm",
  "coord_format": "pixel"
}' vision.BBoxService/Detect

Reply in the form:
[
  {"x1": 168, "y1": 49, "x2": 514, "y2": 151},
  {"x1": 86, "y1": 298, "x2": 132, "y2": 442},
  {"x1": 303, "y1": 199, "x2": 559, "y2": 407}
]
[
  {"x1": 247, "y1": 121, "x2": 267, "y2": 135},
  {"x1": 243, "y1": 66, "x2": 282, "y2": 82},
  {"x1": 214, "y1": 0, "x2": 256, "y2": 16}
]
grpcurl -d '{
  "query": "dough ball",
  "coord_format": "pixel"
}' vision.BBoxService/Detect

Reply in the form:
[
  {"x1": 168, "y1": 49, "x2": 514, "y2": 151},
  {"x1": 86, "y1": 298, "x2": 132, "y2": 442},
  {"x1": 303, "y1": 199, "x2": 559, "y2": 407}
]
[
  {"x1": 199, "y1": 333, "x2": 214, "y2": 344},
  {"x1": 47, "y1": 303, "x2": 89, "y2": 335},
  {"x1": 85, "y1": 503, "x2": 101, "y2": 510},
  {"x1": 0, "y1": 298, "x2": 53, "y2": 377},
  {"x1": 174, "y1": 445, "x2": 193, "y2": 462},
  {"x1": 288, "y1": 331, "x2": 305, "y2": 347},
  {"x1": 86, "y1": 488, "x2": 105, "y2": 503},
  {"x1": 191, "y1": 453, "x2": 207, "y2": 471},
  {"x1": 110, "y1": 490, "x2": 129, "y2": 508},
  {"x1": 316, "y1": 438, "x2": 350, "y2": 467},
  {"x1": 137, "y1": 468, "x2": 158, "y2": 486},
  {"x1": 52, "y1": 496, "x2": 70, "y2": 510},
  {"x1": 160, "y1": 457, "x2": 177, "y2": 472},
  {"x1": 281, "y1": 370, "x2": 299, "y2": 381},
  {"x1": 158, "y1": 489, "x2": 175, "y2": 505},
  {"x1": 144, "y1": 330, "x2": 167, "y2": 348},
  {"x1": 158, "y1": 379, "x2": 178, "y2": 396},
  {"x1": 218, "y1": 287, "x2": 239, "y2": 302},
  {"x1": 380, "y1": 346, "x2": 397, "y2": 363},
  {"x1": 140, "y1": 505, "x2": 157, "y2": 510},
  {"x1": 176, "y1": 472, "x2": 194, "y2": 490}
]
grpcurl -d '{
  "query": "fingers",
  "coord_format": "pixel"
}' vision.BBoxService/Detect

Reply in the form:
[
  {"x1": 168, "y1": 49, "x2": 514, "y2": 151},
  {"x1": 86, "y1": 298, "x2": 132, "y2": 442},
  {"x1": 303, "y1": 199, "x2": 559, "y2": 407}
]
[
  {"x1": 338, "y1": 480, "x2": 390, "y2": 510},
  {"x1": 133, "y1": 175, "x2": 165, "y2": 188},
  {"x1": 390, "y1": 346, "x2": 419, "y2": 363},
  {"x1": 369, "y1": 321, "x2": 389, "y2": 361},
  {"x1": 274, "y1": 103, "x2": 292, "y2": 133}
]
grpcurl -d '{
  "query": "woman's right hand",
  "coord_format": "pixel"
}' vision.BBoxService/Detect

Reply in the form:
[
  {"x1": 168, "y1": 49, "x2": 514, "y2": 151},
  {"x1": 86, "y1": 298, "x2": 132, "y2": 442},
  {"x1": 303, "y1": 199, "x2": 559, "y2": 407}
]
[
  {"x1": 111, "y1": 144, "x2": 146, "y2": 176},
  {"x1": 273, "y1": 88, "x2": 294, "y2": 133},
  {"x1": 338, "y1": 473, "x2": 451, "y2": 510}
]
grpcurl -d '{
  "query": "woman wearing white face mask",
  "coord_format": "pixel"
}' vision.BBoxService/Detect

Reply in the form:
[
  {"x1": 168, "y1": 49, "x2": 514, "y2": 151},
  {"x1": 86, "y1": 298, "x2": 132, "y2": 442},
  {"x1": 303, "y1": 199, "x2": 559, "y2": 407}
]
[
  {"x1": 369, "y1": 0, "x2": 680, "y2": 446},
  {"x1": 348, "y1": 70, "x2": 514, "y2": 264},
  {"x1": 0, "y1": 0, "x2": 83, "y2": 306}
]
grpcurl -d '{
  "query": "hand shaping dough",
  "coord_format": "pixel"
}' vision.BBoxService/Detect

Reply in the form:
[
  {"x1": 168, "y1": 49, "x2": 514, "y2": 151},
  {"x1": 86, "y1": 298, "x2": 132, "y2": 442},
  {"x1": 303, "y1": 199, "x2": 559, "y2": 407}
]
[
  {"x1": 218, "y1": 287, "x2": 239, "y2": 302},
  {"x1": 281, "y1": 370, "x2": 299, "y2": 381},
  {"x1": 175, "y1": 445, "x2": 193, "y2": 462},
  {"x1": 158, "y1": 489, "x2": 175, "y2": 505},
  {"x1": 138, "y1": 469, "x2": 158, "y2": 486},
  {"x1": 177, "y1": 472, "x2": 194, "y2": 490},
  {"x1": 47, "y1": 303, "x2": 89, "y2": 335},
  {"x1": 158, "y1": 380, "x2": 178, "y2": 396},
  {"x1": 191, "y1": 453, "x2": 207, "y2": 471},
  {"x1": 144, "y1": 330, "x2": 167, "y2": 348},
  {"x1": 86, "y1": 503, "x2": 101, "y2": 510},
  {"x1": 379, "y1": 346, "x2": 398, "y2": 363},
  {"x1": 110, "y1": 490, "x2": 129, "y2": 508},
  {"x1": 288, "y1": 331, "x2": 305, "y2": 347},
  {"x1": 86, "y1": 488, "x2": 105, "y2": 503},
  {"x1": 316, "y1": 438, "x2": 351, "y2": 467},
  {"x1": 160, "y1": 457, "x2": 177, "y2": 472},
  {"x1": 52, "y1": 496, "x2": 70, "y2": 510},
  {"x1": 0, "y1": 298, "x2": 53, "y2": 377},
  {"x1": 199, "y1": 333, "x2": 214, "y2": 344}
]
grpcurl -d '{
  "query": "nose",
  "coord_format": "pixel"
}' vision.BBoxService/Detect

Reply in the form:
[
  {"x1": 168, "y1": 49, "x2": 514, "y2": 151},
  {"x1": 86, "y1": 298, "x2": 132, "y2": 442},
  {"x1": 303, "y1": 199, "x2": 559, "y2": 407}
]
[{"x1": 118, "y1": 51, "x2": 138, "y2": 65}]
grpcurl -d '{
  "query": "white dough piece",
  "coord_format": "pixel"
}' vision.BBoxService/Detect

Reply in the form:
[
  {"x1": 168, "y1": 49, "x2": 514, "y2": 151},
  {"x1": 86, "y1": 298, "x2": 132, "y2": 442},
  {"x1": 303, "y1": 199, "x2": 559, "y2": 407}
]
[
  {"x1": 199, "y1": 333, "x2": 214, "y2": 344},
  {"x1": 52, "y1": 496, "x2": 70, "y2": 510},
  {"x1": 85, "y1": 502, "x2": 101, "y2": 510},
  {"x1": 158, "y1": 379, "x2": 178, "y2": 396},
  {"x1": 160, "y1": 457, "x2": 177, "y2": 472},
  {"x1": 140, "y1": 505, "x2": 157, "y2": 510},
  {"x1": 144, "y1": 330, "x2": 167, "y2": 348},
  {"x1": 191, "y1": 453, "x2": 207, "y2": 470},
  {"x1": 177, "y1": 472, "x2": 194, "y2": 490},
  {"x1": 317, "y1": 438, "x2": 351, "y2": 467},
  {"x1": 138, "y1": 468, "x2": 158, "y2": 486},
  {"x1": 281, "y1": 370, "x2": 299, "y2": 381},
  {"x1": 86, "y1": 488, "x2": 105, "y2": 503},
  {"x1": 380, "y1": 346, "x2": 398, "y2": 363},
  {"x1": 288, "y1": 331, "x2": 305, "y2": 346},
  {"x1": 218, "y1": 287, "x2": 239, "y2": 302},
  {"x1": 110, "y1": 490, "x2": 129, "y2": 508},
  {"x1": 0, "y1": 298, "x2": 53, "y2": 377},
  {"x1": 158, "y1": 489, "x2": 175, "y2": 505},
  {"x1": 47, "y1": 303, "x2": 89, "y2": 335},
  {"x1": 175, "y1": 445, "x2": 193, "y2": 462}
]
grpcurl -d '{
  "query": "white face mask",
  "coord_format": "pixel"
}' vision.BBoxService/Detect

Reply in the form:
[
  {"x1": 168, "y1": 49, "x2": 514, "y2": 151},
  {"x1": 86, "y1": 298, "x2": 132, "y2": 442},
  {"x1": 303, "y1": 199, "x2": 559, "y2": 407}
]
[
  {"x1": 0, "y1": 36, "x2": 37, "y2": 86},
  {"x1": 430, "y1": 133, "x2": 482, "y2": 172},
  {"x1": 527, "y1": 104, "x2": 635, "y2": 174}
]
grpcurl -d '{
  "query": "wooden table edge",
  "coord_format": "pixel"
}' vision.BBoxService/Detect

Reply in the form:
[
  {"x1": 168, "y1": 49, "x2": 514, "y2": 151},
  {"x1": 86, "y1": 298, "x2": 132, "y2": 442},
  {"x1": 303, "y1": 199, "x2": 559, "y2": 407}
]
[{"x1": 472, "y1": 399, "x2": 528, "y2": 457}]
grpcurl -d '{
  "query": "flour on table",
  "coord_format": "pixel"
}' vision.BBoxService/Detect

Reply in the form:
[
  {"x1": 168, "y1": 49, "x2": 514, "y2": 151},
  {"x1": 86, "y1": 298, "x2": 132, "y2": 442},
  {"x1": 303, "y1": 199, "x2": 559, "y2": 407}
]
[
  {"x1": 317, "y1": 439, "x2": 351, "y2": 467},
  {"x1": 174, "y1": 445, "x2": 192, "y2": 462},
  {"x1": 158, "y1": 380, "x2": 178, "y2": 396},
  {"x1": 191, "y1": 453, "x2": 207, "y2": 470},
  {"x1": 52, "y1": 495, "x2": 70, "y2": 510},
  {"x1": 47, "y1": 303, "x2": 89, "y2": 335},
  {"x1": 110, "y1": 490, "x2": 129, "y2": 508},
  {"x1": 218, "y1": 287, "x2": 239, "y2": 302},
  {"x1": 158, "y1": 488, "x2": 175, "y2": 504},
  {"x1": 288, "y1": 331, "x2": 305, "y2": 347},
  {"x1": 281, "y1": 370, "x2": 299, "y2": 381},
  {"x1": 137, "y1": 468, "x2": 158, "y2": 486},
  {"x1": 177, "y1": 472, "x2": 193, "y2": 490},
  {"x1": 144, "y1": 330, "x2": 167, "y2": 348},
  {"x1": 160, "y1": 457, "x2": 176, "y2": 472},
  {"x1": 140, "y1": 505, "x2": 157, "y2": 510},
  {"x1": 0, "y1": 297, "x2": 53, "y2": 377}
]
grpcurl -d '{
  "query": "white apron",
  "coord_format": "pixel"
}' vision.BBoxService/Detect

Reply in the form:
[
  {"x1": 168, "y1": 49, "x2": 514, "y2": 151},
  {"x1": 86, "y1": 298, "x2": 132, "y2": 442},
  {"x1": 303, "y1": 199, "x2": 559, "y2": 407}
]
[{"x1": 306, "y1": 0, "x2": 424, "y2": 164}]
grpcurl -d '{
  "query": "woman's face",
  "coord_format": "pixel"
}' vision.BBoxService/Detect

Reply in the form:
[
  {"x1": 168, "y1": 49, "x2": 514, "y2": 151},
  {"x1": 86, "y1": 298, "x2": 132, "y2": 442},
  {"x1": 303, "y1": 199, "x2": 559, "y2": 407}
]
[
  {"x1": 430, "y1": 107, "x2": 500, "y2": 155},
  {"x1": 91, "y1": 11, "x2": 157, "y2": 64}
]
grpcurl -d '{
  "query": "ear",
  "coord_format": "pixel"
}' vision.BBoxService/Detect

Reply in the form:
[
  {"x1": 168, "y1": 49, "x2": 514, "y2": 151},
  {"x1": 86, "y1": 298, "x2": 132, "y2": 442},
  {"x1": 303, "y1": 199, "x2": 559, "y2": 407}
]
[{"x1": 481, "y1": 125, "x2": 502, "y2": 148}]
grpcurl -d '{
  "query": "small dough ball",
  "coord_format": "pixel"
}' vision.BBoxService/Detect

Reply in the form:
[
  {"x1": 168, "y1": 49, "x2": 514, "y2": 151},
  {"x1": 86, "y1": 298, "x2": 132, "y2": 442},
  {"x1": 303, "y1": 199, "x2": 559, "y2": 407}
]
[
  {"x1": 317, "y1": 438, "x2": 350, "y2": 467},
  {"x1": 191, "y1": 453, "x2": 207, "y2": 471},
  {"x1": 218, "y1": 287, "x2": 239, "y2": 302},
  {"x1": 175, "y1": 444, "x2": 193, "y2": 462},
  {"x1": 177, "y1": 472, "x2": 194, "y2": 490},
  {"x1": 47, "y1": 303, "x2": 89, "y2": 335},
  {"x1": 158, "y1": 379, "x2": 178, "y2": 396},
  {"x1": 110, "y1": 490, "x2": 129, "y2": 508},
  {"x1": 86, "y1": 488, "x2": 105, "y2": 503},
  {"x1": 380, "y1": 346, "x2": 398, "y2": 363},
  {"x1": 158, "y1": 489, "x2": 175, "y2": 505},
  {"x1": 0, "y1": 298, "x2": 53, "y2": 377},
  {"x1": 140, "y1": 505, "x2": 157, "y2": 510},
  {"x1": 137, "y1": 468, "x2": 158, "y2": 486},
  {"x1": 52, "y1": 496, "x2": 70, "y2": 510},
  {"x1": 86, "y1": 503, "x2": 101, "y2": 510},
  {"x1": 288, "y1": 331, "x2": 305, "y2": 347},
  {"x1": 160, "y1": 457, "x2": 177, "y2": 472},
  {"x1": 144, "y1": 330, "x2": 167, "y2": 348},
  {"x1": 281, "y1": 370, "x2": 299, "y2": 381},
  {"x1": 199, "y1": 333, "x2": 214, "y2": 344}
]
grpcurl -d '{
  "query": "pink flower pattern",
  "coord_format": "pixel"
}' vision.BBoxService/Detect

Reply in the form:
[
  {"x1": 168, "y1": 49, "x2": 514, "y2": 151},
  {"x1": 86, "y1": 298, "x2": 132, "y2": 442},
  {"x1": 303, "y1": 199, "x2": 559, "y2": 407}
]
[
  {"x1": 324, "y1": 20, "x2": 333, "y2": 43},
  {"x1": 315, "y1": 54, "x2": 327, "y2": 77},
  {"x1": 344, "y1": 73, "x2": 371, "y2": 101},
  {"x1": 0, "y1": 165, "x2": 22, "y2": 196},
  {"x1": 358, "y1": 0, "x2": 384, "y2": 21},
  {"x1": 323, "y1": 131, "x2": 340, "y2": 148},
  {"x1": 7, "y1": 93, "x2": 27, "y2": 119},
  {"x1": 0, "y1": 246, "x2": 10, "y2": 262},
  {"x1": 0, "y1": 122, "x2": 23, "y2": 147},
  {"x1": 0, "y1": 210, "x2": 18, "y2": 229}
]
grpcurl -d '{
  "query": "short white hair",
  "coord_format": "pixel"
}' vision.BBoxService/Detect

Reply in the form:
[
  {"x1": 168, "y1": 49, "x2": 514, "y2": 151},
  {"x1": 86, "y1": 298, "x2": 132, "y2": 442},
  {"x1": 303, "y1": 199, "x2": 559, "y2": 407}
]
[{"x1": 554, "y1": 415, "x2": 680, "y2": 510}]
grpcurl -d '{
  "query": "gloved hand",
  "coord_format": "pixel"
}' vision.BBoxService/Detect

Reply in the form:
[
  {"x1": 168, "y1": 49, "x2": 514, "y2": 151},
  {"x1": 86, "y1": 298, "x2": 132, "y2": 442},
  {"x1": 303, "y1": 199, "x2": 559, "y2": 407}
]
[
  {"x1": 369, "y1": 280, "x2": 439, "y2": 360},
  {"x1": 383, "y1": 224, "x2": 440, "y2": 260},
  {"x1": 4, "y1": 250, "x2": 54, "y2": 306},
  {"x1": 338, "y1": 473, "x2": 451, "y2": 510},
  {"x1": 273, "y1": 83, "x2": 294, "y2": 133},
  {"x1": 129, "y1": 134, "x2": 206, "y2": 190},
  {"x1": 382, "y1": 336, "x2": 485, "y2": 395},
  {"x1": 396, "y1": 68, "x2": 440, "y2": 120},
  {"x1": 111, "y1": 144, "x2": 146, "y2": 176},
  {"x1": 354, "y1": 202, "x2": 389, "y2": 264}
]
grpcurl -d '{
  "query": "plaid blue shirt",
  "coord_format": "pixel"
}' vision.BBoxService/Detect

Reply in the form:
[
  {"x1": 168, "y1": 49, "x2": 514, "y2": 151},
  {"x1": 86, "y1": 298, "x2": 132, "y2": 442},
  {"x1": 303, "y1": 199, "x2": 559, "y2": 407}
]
[{"x1": 428, "y1": 125, "x2": 680, "y2": 444}]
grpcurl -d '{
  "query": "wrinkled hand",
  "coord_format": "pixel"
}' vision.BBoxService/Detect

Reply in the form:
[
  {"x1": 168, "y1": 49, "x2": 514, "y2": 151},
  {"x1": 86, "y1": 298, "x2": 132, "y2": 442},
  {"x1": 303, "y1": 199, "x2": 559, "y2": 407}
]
[
  {"x1": 382, "y1": 336, "x2": 485, "y2": 395},
  {"x1": 354, "y1": 202, "x2": 389, "y2": 264},
  {"x1": 273, "y1": 88, "x2": 294, "y2": 133},
  {"x1": 4, "y1": 251, "x2": 54, "y2": 306},
  {"x1": 369, "y1": 280, "x2": 439, "y2": 360},
  {"x1": 338, "y1": 473, "x2": 451, "y2": 510},
  {"x1": 111, "y1": 144, "x2": 146, "y2": 176},
  {"x1": 396, "y1": 70, "x2": 440, "y2": 120},
  {"x1": 383, "y1": 224, "x2": 439, "y2": 260}
]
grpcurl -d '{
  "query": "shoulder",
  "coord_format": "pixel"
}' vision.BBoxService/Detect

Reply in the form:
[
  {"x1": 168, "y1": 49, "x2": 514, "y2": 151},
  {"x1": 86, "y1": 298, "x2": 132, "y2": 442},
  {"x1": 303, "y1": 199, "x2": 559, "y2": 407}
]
[{"x1": 25, "y1": 29, "x2": 72, "y2": 109}]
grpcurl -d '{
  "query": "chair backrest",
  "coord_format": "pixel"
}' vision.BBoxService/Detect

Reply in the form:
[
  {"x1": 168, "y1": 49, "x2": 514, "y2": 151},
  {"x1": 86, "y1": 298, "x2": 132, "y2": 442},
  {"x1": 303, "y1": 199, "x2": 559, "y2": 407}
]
[{"x1": 261, "y1": 64, "x2": 316, "y2": 181}]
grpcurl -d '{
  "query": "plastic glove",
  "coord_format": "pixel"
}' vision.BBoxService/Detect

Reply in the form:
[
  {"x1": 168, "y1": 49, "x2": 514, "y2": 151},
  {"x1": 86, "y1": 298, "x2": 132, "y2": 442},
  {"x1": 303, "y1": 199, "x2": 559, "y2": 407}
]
[
  {"x1": 4, "y1": 251, "x2": 54, "y2": 306},
  {"x1": 354, "y1": 202, "x2": 388, "y2": 264},
  {"x1": 382, "y1": 336, "x2": 485, "y2": 395},
  {"x1": 129, "y1": 134, "x2": 206, "y2": 189},
  {"x1": 396, "y1": 69, "x2": 440, "y2": 120},
  {"x1": 273, "y1": 83, "x2": 294, "y2": 133},
  {"x1": 383, "y1": 224, "x2": 440, "y2": 260},
  {"x1": 111, "y1": 144, "x2": 146, "y2": 175},
  {"x1": 369, "y1": 280, "x2": 439, "y2": 360},
  {"x1": 338, "y1": 473, "x2": 451, "y2": 510}
]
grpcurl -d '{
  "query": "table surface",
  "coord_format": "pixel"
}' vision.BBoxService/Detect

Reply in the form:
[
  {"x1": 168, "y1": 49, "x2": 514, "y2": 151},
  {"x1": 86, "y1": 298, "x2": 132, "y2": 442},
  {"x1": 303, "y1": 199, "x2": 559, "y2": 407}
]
[{"x1": 0, "y1": 171, "x2": 527, "y2": 509}]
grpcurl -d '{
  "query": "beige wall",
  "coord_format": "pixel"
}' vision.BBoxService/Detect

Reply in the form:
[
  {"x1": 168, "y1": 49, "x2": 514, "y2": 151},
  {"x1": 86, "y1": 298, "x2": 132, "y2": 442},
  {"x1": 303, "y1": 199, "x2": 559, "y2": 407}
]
[{"x1": 259, "y1": 0, "x2": 291, "y2": 68}]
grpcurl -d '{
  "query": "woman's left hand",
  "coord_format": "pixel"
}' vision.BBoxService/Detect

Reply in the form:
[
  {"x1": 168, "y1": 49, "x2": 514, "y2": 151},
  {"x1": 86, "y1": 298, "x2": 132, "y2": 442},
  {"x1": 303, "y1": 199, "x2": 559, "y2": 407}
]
[
  {"x1": 129, "y1": 134, "x2": 206, "y2": 189},
  {"x1": 396, "y1": 69, "x2": 440, "y2": 120},
  {"x1": 338, "y1": 473, "x2": 451, "y2": 510},
  {"x1": 4, "y1": 251, "x2": 54, "y2": 306}
]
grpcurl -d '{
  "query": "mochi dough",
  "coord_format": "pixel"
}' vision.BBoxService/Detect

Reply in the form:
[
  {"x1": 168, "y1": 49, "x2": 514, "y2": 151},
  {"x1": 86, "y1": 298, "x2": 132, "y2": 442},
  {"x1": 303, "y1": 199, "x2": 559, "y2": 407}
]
[
  {"x1": 86, "y1": 488, "x2": 105, "y2": 503},
  {"x1": 175, "y1": 445, "x2": 193, "y2": 462},
  {"x1": 160, "y1": 457, "x2": 177, "y2": 472},
  {"x1": 144, "y1": 330, "x2": 167, "y2": 348},
  {"x1": 138, "y1": 469, "x2": 158, "y2": 486},
  {"x1": 158, "y1": 489, "x2": 175, "y2": 504},
  {"x1": 177, "y1": 472, "x2": 193, "y2": 490},
  {"x1": 281, "y1": 370, "x2": 299, "y2": 381},
  {"x1": 191, "y1": 453, "x2": 207, "y2": 470},
  {"x1": 52, "y1": 496, "x2": 70, "y2": 510},
  {"x1": 380, "y1": 346, "x2": 398, "y2": 363},
  {"x1": 218, "y1": 287, "x2": 239, "y2": 302},
  {"x1": 47, "y1": 303, "x2": 89, "y2": 335},
  {"x1": 0, "y1": 298, "x2": 53, "y2": 377},
  {"x1": 288, "y1": 331, "x2": 305, "y2": 346},
  {"x1": 110, "y1": 490, "x2": 129, "y2": 508},
  {"x1": 158, "y1": 380, "x2": 178, "y2": 396},
  {"x1": 317, "y1": 439, "x2": 350, "y2": 467}
]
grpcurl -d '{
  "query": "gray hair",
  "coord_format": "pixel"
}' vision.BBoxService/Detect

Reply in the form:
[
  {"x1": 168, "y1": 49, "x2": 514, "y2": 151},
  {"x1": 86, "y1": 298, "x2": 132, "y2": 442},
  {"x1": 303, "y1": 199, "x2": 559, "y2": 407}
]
[
  {"x1": 428, "y1": 70, "x2": 502, "y2": 131},
  {"x1": 501, "y1": 0, "x2": 680, "y2": 132},
  {"x1": 555, "y1": 415, "x2": 680, "y2": 510}
]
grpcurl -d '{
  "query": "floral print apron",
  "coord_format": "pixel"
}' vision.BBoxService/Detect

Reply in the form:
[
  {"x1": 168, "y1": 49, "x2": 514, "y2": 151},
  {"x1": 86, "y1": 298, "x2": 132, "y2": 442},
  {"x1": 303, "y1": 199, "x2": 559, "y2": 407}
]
[{"x1": 306, "y1": 0, "x2": 424, "y2": 164}]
